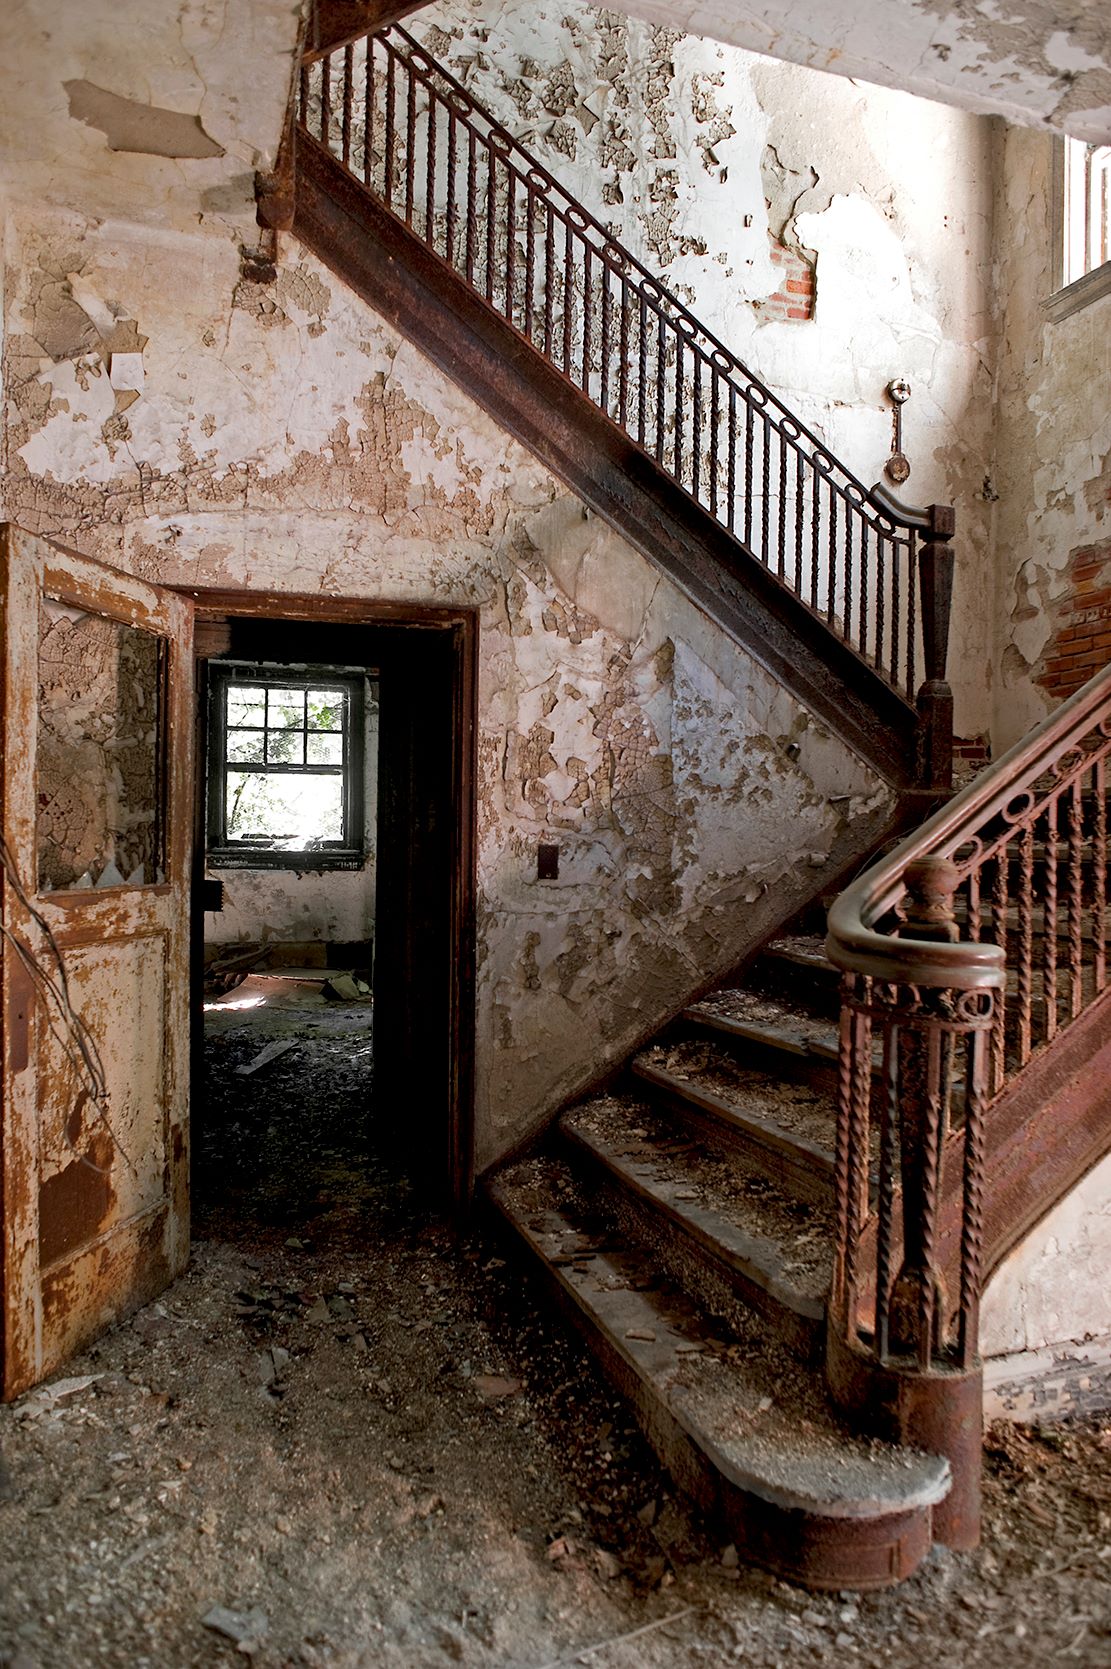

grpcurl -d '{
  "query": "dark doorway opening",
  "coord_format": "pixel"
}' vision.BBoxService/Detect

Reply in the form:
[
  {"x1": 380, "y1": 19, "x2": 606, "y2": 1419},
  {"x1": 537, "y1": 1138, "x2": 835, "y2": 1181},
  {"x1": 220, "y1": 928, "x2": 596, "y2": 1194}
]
[{"x1": 187, "y1": 598, "x2": 477, "y2": 1240}]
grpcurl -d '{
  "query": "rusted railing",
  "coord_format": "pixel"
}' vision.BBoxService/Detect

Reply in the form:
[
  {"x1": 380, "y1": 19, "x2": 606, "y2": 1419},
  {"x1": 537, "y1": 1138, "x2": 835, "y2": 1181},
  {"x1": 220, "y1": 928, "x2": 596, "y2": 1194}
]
[
  {"x1": 296, "y1": 27, "x2": 953, "y2": 711},
  {"x1": 826, "y1": 663, "x2": 1111, "y2": 1539}
]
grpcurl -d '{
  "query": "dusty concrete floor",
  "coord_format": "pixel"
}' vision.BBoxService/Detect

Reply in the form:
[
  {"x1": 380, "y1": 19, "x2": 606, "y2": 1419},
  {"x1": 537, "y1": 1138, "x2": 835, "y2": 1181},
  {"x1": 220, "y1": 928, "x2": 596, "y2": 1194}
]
[{"x1": 1, "y1": 984, "x2": 1110, "y2": 1668}]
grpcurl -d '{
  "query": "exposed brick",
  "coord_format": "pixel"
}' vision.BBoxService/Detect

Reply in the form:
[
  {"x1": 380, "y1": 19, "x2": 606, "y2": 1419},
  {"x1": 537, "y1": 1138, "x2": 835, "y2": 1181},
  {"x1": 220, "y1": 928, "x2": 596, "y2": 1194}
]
[{"x1": 1038, "y1": 541, "x2": 1111, "y2": 698}]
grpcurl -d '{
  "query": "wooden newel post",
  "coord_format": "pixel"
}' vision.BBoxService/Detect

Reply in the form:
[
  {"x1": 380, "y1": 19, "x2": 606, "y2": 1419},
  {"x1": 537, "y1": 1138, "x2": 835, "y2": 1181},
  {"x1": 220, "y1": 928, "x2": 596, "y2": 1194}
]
[
  {"x1": 916, "y1": 504, "x2": 956, "y2": 795},
  {"x1": 883, "y1": 854, "x2": 984, "y2": 1551},
  {"x1": 889, "y1": 856, "x2": 959, "y2": 1365}
]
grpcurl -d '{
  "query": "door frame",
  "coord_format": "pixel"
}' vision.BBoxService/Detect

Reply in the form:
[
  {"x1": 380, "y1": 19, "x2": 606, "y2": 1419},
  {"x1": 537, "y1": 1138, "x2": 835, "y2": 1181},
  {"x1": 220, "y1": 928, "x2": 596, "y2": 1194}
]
[{"x1": 183, "y1": 589, "x2": 478, "y2": 1209}]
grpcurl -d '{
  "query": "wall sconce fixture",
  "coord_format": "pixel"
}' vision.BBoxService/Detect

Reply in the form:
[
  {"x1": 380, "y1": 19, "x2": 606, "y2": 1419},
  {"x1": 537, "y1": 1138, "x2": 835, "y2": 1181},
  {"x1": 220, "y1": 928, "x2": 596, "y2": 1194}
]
[{"x1": 885, "y1": 378, "x2": 912, "y2": 484}]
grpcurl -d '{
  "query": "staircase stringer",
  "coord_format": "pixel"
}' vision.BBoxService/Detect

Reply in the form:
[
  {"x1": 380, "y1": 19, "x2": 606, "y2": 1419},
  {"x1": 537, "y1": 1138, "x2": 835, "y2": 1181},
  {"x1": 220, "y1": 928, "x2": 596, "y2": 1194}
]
[{"x1": 292, "y1": 132, "x2": 919, "y2": 788}]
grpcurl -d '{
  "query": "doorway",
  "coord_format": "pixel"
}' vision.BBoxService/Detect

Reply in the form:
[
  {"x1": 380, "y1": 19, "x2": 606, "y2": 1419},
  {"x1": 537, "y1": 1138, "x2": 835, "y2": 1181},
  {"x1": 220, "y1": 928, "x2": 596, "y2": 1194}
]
[{"x1": 190, "y1": 598, "x2": 478, "y2": 1231}]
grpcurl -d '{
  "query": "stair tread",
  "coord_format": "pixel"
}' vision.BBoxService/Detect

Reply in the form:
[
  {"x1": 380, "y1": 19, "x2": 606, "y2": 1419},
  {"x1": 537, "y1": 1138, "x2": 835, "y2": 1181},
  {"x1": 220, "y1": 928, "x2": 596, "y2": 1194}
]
[
  {"x1": 762, "y1": 933, "x2": 836, "y2": 973},
  {"x1": 490, "y1": 1158, "x2": 950, "y2": 1520},
  {"x1": 634, "y1": 1038, "x2": 838, "y2": 1165},
  {"x1": 685, "y1": 986, "x2": 840, "y2": 1063},
  {"x1": 562, "y1": 1094, "x2": 832, "y2": 1308}
]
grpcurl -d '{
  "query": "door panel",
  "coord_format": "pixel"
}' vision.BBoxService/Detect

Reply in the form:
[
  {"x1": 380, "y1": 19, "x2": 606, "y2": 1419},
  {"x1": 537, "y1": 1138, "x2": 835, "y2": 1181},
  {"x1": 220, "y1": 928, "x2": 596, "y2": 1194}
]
[{"x1": 1, "y1": 525, "x2": 194, "y2": 1397}]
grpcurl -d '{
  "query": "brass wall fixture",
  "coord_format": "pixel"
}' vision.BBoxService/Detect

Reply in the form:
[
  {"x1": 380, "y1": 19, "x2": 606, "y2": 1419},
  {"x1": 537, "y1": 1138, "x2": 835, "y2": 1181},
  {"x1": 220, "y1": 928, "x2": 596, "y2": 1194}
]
[{"x1": 885, "y1": 377, "x2": 912, "y2": 484}]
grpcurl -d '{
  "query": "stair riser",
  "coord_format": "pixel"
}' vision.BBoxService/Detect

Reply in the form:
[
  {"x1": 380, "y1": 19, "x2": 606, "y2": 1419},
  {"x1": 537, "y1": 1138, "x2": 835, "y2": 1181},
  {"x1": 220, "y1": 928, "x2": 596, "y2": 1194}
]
[
  {"x1": 750, "y1": 956, "x2": 842, "y2": 1020},
  {"x1": 565, "y1": 1131, "x2": 824, "y2": 1364},
  {"x1": 634, "y1": 1075, "x2": 835, "y2": 1206}
]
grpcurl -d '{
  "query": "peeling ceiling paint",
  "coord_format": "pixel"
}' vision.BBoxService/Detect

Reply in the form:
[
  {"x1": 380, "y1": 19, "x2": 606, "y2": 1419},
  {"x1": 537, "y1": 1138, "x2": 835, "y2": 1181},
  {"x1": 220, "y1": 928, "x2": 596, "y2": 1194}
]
[{"x1": 597, "y1": 0, "x2": 1111, "y2": 142}]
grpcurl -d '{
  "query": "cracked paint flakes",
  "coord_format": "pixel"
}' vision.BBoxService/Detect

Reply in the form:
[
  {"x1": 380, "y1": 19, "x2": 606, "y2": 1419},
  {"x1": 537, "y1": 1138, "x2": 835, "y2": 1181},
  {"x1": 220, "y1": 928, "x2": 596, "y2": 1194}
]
[
  {"x1": 4, "y1": 191, "x2": 894, "y2": 1172},
  {"x1": 417, "y1": 0, "x2": 997, "y2": 739}
]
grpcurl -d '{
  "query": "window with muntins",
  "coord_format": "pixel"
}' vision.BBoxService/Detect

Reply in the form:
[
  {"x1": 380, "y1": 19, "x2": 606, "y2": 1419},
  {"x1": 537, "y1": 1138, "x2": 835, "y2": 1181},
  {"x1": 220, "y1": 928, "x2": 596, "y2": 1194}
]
[{"x1": 207, "y1": 664, "x2": 366, "y2": 868}]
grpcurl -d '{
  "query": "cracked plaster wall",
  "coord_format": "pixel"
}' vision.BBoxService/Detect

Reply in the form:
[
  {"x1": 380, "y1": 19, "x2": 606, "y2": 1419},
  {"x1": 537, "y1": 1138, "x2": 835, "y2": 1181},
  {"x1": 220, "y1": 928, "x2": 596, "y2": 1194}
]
[
  {"x1": 415, "y1": 0, "x2": 997, "y2": 736},
  {"x1": 578, "y1": 0, "x2": 1111, "y2": 146},
  {"x1": 991, "y1": 124, "x2": 1111, "y2": 747},
  {"x1": 0, "y1": 201, "x2": 893, "y2": 1168}
]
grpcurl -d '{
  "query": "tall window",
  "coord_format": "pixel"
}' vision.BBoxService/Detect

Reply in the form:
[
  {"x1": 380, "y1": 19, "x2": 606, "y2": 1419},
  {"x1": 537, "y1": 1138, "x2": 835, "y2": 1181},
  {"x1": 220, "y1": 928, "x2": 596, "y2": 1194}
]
[
  {"x1": 207, "y1": 664, "x2": 366, "y2": 868},
  {"x1": 1063, "y1": 139, "x2": 1110, "y2": 286},
  {"x1": 1049, "y1": 138, "x2": 1111, "y2": 320}
]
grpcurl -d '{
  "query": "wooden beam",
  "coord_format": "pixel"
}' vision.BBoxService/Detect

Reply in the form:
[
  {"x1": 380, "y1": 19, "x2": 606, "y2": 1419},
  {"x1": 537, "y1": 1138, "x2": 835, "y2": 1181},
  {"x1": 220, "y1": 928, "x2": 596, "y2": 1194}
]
[{"x1": 302, "y1": 1, "x2": 429, "y2": 62}]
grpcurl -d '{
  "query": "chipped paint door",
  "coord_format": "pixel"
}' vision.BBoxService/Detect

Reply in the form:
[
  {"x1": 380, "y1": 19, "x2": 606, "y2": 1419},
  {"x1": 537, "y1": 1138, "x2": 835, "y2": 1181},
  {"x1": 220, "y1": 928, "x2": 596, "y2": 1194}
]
[{"x1": 0, "y1": 526, "x2": 193, "y2": 1398}]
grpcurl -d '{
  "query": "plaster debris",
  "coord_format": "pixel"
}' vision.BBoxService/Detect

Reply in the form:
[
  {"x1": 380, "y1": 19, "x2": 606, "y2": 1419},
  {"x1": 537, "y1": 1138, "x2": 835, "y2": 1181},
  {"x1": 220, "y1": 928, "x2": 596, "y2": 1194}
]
[{"x1": 63, "y1": 80, "x2": 225, "y2": 158}]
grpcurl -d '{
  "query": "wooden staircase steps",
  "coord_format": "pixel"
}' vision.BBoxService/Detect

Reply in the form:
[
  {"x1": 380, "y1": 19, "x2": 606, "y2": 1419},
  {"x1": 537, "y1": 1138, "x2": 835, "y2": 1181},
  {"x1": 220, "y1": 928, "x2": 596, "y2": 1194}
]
[
  {"x1": 487, "y1": 932, "x2": 954, "y2": 1589},
  {"x1": 487, "y1": 1157, "x2": 949, "y2": 1592}
]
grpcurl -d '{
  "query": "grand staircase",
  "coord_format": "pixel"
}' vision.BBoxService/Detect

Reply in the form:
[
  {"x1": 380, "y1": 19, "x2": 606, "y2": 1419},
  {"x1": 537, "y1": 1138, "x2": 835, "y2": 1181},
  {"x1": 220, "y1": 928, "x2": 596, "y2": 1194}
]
[{"x1": 267, "y1": 15, "x2": 1111, "y2": 1592}]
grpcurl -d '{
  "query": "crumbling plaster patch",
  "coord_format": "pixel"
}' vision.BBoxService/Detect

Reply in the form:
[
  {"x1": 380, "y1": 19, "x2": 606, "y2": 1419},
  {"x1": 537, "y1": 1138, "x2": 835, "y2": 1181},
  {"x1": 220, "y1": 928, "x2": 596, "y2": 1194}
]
[
  {"x1": 2, "y1": 201, "x2": 894, "y2": 1166},
  {"x1": 0, "y1": 0, "x2": 301, "y2": 230},
  {"x1": 588, "y1": 0, "x2": 1111, "y2": 145},
  {"x1": 415, "y1": 1, "x2": 997, "y2": 736},
  {"x1": 64, "y1": 81, "x2": 225, "y2": 158}
]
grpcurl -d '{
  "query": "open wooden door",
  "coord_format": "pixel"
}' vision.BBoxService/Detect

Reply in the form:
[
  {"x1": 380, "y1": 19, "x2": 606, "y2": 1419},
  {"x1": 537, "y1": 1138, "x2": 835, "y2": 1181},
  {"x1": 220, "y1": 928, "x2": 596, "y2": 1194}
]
[{"x1": 0, "y1": 526, "x2": 194, "y2": 1398}]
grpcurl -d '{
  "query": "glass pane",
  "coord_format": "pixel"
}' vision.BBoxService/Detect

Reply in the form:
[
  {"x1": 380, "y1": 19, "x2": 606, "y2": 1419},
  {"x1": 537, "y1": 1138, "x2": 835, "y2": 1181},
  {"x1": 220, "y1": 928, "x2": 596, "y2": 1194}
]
[
  {"x1": 225, "y1": 771, "x2": 343, "y2": 847},
  {"x1": 269, "y1": 689, "x2": 304, "y2": 729},
  {"x1": 306, "y1": 733, "x2": 343, "y2": 766},
  {"x1": 226, "y1": 685, "x2": 266, "y2": 728},
  {"x1": 307, "y1": 688, "x2": 346, "y2": 731},
  {"x1": 265, "y1": 728, "x2": 302, "y2": 765},
  {"x1": 227, "y1": 728, "x2": 265, "y2": 764},
  {"x1": 37, "y1": 598, "x2": 164, "y2": 891}
]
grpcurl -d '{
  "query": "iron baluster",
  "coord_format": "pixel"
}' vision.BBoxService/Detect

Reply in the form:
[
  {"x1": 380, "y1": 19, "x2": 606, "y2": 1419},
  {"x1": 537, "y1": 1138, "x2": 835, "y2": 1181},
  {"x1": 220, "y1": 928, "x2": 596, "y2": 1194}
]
[
  {"x1": 1017, "y1": 821, "x2": 1034, "y2": 1066},
  {"x1": 1044, "y1": 796, "x2": 1059, "y2": 1043},
  {"x1": 341, "y1": 44, "x2": 353, "y2": 168},
  {"x1": 1069, "y1": 777, "x2": 1084, "y2": 1018},
  {"x1": 1096, "y1": 756, "x2": 1107, "y2": 995}
]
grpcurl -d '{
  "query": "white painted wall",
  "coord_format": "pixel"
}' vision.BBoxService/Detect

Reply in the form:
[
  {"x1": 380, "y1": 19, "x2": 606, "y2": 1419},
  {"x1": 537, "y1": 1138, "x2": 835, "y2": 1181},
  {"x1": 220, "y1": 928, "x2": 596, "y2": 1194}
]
[
  {"x1": 981, "y1": 1152, "x2": 1111, "y2": 1358},
  {"x1": 0, "y1": 199, "x2": 894, "y2": 1166},
  {"x1": 990, "y1": 122, "x2": 1111, "y2": 749},
  {"x1": 586, "y1": 0, "x2": 1111, "y2": 146}
]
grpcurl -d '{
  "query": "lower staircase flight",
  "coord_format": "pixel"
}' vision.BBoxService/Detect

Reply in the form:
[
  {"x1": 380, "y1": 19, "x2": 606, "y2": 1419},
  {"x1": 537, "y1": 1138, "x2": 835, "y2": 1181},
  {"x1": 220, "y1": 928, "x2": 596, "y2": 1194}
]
[{"x1": 488, "y1": 934, "x2": 951, "y2": 1591}]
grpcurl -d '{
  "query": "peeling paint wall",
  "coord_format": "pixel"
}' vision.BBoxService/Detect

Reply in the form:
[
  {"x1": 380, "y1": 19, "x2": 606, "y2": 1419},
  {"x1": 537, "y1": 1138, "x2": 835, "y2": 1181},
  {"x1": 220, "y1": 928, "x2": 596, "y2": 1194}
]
[
  {"x1": 0, "y1": 196, "x2": 894, "y2": 1166},
  {"x1": 992, "y1": 125, "x2": 1111, "y2": 748},
  {"x1": 981, "y1": 1152, "x2": 1111, "y2": 1358},
  {"x1": 415, "y1": 0, "x2": 998, "y2": 736},
  {"x1": 580, "y1": 0, "x2": 1111, "y2": 147}
]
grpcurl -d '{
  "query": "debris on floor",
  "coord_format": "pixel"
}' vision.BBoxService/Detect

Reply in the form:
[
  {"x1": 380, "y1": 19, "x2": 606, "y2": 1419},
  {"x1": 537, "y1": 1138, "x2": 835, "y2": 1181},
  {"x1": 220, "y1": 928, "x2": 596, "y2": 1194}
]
[{"x1": 0, "y1": 989, "x2": 1109, "y2": 1666}]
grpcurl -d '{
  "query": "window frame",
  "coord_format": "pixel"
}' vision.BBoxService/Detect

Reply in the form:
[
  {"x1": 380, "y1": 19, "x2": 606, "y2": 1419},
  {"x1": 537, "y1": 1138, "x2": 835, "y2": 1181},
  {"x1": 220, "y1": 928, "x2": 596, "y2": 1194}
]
[
  {"x1": 1046, "y1": 135, "x2": 1111, "y2": 323},
  {"x1": 206, "y1": 662, "x2": 366, "y2": 870}
]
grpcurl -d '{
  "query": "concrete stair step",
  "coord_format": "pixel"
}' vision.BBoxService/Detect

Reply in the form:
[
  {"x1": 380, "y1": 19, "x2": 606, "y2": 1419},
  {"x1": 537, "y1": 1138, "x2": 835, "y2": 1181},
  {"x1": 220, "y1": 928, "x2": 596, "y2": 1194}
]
[
  {"x1": 631, "y1": 1039, "x2": 838, "y2": 1203},
  {"x1": 487, "y1": 1157, "x2": 951, "y2": 1591},
  {"x1": 561, "y1": 1094, "x2": 830, "y2": 1360}
]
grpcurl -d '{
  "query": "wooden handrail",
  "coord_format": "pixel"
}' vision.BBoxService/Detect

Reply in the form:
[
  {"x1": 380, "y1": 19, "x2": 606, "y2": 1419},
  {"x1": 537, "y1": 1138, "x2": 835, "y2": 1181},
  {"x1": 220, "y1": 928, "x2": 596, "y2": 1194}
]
[
  {"x1": 827, "y1": 660, "x2": 1111, "y2": 986},
  {"x1": 825, "y1": 658, "x2": 1111, "y2": 1550}
]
